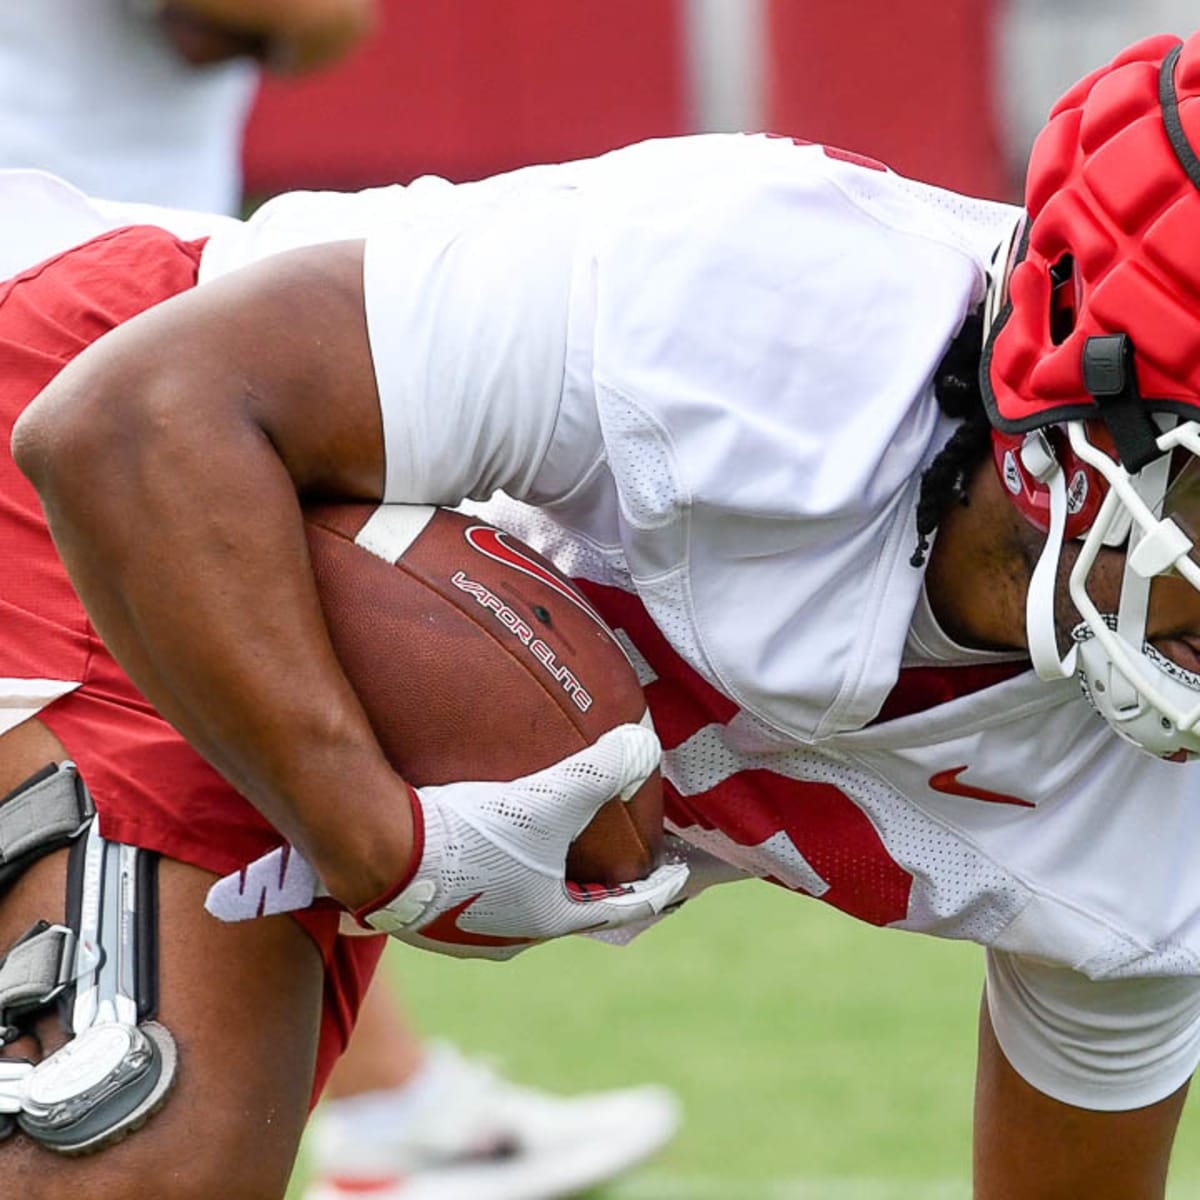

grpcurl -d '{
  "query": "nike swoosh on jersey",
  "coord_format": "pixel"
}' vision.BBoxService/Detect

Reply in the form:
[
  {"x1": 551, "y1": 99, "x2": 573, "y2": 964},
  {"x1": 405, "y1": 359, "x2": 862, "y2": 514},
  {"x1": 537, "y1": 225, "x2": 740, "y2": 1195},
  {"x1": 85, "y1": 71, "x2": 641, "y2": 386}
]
[
  {"x1": 928, "y1": 766, "x2": 1035, "y2": 808},
  {"x1": 417, "y1": 894, "x2": 539, "y2": 949}
]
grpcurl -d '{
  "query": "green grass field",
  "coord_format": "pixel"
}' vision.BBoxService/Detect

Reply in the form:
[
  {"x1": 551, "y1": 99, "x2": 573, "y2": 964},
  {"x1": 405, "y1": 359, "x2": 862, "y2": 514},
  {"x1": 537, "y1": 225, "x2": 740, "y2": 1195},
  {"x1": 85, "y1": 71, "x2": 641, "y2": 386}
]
[{"x1": 288, "y1": 882, "x2": 1200, "y2": 1198}]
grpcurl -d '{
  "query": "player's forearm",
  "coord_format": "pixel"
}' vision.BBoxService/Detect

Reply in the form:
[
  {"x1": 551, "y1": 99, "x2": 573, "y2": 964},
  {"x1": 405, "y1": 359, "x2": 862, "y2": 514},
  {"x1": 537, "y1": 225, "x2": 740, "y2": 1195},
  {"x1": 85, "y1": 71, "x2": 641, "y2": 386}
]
[
  {"x1": 11, "y1": 245, "x2": 409, "y2": 908},
  {"x1": 16, "y1": 394, "x2": 408, "y2": 905}
]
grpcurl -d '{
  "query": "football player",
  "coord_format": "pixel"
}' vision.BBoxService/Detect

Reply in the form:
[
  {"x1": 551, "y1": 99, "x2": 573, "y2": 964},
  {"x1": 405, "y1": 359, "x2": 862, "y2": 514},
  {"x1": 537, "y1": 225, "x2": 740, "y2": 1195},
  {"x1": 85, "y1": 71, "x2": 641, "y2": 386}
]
[
  {"x1": 0, "y1": 174, "x2": 681, "y2": 1195},
  {"x1": 8, "y1": 27, "x2": 1200, "y2": 1200}
]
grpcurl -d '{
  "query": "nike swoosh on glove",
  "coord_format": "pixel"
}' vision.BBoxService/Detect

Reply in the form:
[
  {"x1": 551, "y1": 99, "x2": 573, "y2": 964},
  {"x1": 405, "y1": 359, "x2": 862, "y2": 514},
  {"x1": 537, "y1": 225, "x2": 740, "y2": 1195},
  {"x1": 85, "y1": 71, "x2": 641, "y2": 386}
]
[{"x1": 205, "y1": 724, "x2": 689, "y2": 960}]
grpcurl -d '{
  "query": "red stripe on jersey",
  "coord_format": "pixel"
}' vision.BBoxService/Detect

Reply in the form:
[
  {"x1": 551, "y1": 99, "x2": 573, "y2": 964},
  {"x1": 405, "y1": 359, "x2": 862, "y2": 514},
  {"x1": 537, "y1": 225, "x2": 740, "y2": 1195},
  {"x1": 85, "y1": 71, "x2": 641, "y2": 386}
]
[
  {"x1": 763, "y1": 134, "x2": 889, "y2": 172},
  {"x1": 573, "y1": 581, "x2": 738, "y2": 749},
  {"x1": 668, "y1": 770, "x2": 912, "y2": 927},
  {"x1": 872, "y1": 661, "x2": 1029, "y2": 725},
  {"x1": 577, "y1": 581, "x2": 912, "y2": 927}
]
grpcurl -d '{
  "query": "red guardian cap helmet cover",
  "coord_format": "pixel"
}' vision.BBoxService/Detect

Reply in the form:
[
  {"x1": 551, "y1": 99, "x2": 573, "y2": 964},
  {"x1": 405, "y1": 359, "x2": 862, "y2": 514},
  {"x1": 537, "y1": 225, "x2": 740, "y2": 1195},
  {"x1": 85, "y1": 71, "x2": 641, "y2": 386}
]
[
  {"x1": 980, "y1": 33, "x2": 1200, "y2": 759},
  {"x1": 984, "y1": 32, "x2": 1200, "y2": 446}
]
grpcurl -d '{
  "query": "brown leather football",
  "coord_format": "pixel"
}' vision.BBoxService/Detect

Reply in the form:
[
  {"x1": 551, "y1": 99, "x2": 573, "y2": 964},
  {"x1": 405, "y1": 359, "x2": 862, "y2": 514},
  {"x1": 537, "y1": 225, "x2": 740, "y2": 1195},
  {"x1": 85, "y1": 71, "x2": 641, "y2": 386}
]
[{"x1": 303, "y1": 503, "x2": 661, "y2": 885}]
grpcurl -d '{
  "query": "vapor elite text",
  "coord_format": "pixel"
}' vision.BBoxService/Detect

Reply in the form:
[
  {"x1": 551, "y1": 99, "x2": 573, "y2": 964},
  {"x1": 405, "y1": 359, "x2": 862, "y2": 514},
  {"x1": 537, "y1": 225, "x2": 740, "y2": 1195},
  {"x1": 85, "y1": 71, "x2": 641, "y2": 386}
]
[{"x1": 451, "y1": 572, "x2": 594, "y2": 712}]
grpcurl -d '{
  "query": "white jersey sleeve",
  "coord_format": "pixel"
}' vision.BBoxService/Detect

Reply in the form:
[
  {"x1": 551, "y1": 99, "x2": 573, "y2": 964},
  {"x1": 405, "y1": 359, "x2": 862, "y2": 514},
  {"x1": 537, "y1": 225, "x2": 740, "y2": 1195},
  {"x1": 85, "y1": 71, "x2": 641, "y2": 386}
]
[
  {"x1": 362, "y1": 186, "x2": 583, "y2": 506},
  {"x1": 199, "y1": 167, "x2": 596, "y2": 509}
]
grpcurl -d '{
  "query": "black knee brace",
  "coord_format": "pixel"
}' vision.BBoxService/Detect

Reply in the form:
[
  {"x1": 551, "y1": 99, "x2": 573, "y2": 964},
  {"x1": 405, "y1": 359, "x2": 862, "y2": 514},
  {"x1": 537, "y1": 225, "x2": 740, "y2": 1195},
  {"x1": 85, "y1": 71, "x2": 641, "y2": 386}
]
[{"x1": 0, "y1": 762, "x2": 177, "y2": 1153}]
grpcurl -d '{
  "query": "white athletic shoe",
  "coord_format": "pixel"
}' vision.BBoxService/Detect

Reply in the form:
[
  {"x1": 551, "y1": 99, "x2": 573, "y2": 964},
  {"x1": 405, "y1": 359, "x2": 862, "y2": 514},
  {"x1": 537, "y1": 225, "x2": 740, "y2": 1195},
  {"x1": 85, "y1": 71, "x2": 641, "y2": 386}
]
[{"x1": 301, "y1": 1042, "x2": 681, "y2": 1200}]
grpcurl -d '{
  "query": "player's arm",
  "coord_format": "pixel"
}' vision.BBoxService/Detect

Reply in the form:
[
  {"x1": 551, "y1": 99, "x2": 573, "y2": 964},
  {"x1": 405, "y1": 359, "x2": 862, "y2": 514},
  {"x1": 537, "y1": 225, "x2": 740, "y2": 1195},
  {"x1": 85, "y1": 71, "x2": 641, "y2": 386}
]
[
  {"x1": 13, "y1": 240, "x2": 404, "y2": 909},
  {"x1": 156, "y1": 0, "x2": 375, "y2": 72},
  {"x1": 12, "y1": 238, "x2": 685, "y2": 951}
]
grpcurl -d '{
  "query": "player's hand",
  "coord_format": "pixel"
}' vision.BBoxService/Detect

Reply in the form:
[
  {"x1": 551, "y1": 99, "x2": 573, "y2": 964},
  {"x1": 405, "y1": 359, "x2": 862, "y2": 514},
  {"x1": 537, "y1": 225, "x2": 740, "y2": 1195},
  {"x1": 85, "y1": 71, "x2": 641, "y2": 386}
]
[
  {"x1": 205, "y1": 725, "x2": 689, "y2": 960},
  {"x1": 584, "y1": 833, "x2": 757, "y2": 945}
]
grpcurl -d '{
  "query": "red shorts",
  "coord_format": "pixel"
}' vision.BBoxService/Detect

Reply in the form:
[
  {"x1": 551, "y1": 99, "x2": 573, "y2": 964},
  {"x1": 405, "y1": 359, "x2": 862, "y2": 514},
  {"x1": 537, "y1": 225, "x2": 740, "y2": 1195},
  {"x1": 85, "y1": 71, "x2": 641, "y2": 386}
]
[{"x1": 0, "y1": 224, "x2": 384, "y2": 1105}]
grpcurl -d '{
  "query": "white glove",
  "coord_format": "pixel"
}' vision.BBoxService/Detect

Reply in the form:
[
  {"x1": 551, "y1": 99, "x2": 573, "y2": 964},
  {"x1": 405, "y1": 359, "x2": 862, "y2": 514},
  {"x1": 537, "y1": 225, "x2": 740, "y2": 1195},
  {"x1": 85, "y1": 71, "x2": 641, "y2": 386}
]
[
  {"x1": 584, "y1": 831, "x2": 757, "y2": 945},
  {"x1": 205, "y1": 724, "x2": 689, "y2": 960}
]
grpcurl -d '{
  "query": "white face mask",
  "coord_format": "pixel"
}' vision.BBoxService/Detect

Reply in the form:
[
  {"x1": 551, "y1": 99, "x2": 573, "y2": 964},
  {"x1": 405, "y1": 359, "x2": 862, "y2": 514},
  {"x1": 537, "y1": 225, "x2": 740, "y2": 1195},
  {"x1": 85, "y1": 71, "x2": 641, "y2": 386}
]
[{"x1": 1023, "y1": 418, "x2": 1200, "y2": 761}]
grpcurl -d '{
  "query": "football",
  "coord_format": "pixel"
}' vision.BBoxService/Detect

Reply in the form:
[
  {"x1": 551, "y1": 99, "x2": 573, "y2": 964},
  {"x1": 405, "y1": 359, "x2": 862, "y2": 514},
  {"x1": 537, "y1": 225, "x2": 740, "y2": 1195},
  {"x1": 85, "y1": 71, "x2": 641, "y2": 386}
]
[{"x1": 303, "y1": 503, "x2": 661, "y2": 886}]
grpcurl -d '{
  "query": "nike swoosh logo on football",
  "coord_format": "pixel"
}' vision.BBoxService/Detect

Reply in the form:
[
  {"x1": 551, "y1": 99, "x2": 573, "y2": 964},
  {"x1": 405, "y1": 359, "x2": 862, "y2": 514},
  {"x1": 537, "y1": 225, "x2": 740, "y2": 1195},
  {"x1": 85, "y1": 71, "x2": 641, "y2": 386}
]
[
  {"x1": 928, "y1": 767, "x2": 1035, "y2": 808},
  {"x1": 464, "y1": 525, "x2": 636, "y2": 671},
  {"x1": 464, "y1": 526, "x2": 609, "y2": 630},
  {"x1": 418, "y1": 894, "x2": 539, "y2": 948}
]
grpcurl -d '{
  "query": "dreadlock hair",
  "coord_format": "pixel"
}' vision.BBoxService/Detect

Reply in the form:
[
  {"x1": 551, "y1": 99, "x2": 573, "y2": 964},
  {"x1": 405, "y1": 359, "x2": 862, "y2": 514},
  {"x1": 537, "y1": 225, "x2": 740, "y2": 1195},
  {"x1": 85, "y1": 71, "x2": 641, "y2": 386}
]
[{"x1": 909, "y1": 307, "x2": 993, "y2": 567}]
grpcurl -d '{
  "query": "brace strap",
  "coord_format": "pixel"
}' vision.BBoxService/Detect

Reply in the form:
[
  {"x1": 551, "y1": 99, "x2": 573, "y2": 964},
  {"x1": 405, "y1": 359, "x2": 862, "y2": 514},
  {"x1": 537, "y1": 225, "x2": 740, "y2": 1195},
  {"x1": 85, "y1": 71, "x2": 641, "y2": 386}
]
[
  {"x1": 0, "y1": 762, "x2": 94, "y2": 888},
  {"x1": 0, "y1": 922, "x2": 76, "y2": 1042}
]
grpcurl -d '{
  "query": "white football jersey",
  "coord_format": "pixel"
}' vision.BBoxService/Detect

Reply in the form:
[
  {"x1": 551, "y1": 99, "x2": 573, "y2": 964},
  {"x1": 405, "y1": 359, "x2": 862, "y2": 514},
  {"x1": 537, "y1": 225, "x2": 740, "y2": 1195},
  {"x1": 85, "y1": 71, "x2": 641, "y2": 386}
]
[
  {"x1": 336, "y1": 133, "x2": 1200, "y2": 985},
  {"x1": 10, "y1": 137, "x2": 1200, "y2": 1106}
]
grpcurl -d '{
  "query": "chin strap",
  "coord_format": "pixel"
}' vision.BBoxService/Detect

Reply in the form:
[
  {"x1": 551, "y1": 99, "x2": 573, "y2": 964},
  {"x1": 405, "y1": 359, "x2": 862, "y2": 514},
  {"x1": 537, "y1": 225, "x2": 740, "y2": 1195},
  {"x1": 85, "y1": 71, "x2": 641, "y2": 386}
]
[{"x1": 1021, "y1": 431, "x2": 1078, "y2": 680}]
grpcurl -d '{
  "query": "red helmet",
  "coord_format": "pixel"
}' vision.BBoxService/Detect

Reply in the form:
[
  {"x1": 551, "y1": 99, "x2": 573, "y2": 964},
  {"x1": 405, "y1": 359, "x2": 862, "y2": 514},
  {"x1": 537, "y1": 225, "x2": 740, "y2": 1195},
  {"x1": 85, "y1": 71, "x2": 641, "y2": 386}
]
[
  {"x1": 981, "y1": 33, "x2": 1200, "y2": 759},
  {"x1": 984, "y1": 33, "x2": 1200, "y2": 468}
]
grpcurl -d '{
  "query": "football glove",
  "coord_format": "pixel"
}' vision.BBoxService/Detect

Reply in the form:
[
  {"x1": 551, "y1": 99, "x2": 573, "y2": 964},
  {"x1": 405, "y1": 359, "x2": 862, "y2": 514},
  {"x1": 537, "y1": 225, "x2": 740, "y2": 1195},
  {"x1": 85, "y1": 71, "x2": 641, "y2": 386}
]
[{"x1": 205, "y1": 724, "x2": 688, "y2": 960}]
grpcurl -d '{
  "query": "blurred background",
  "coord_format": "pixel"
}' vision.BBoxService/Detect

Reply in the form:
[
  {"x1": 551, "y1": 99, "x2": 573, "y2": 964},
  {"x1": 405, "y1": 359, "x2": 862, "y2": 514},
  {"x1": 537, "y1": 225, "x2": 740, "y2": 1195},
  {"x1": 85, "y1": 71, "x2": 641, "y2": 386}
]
[
  {"x1": 242, "y1": 0, "x2": 1199, "y2": 205},
  {"x1": 8, "y1": 2, "x2": 1200, "y2": 1197}
]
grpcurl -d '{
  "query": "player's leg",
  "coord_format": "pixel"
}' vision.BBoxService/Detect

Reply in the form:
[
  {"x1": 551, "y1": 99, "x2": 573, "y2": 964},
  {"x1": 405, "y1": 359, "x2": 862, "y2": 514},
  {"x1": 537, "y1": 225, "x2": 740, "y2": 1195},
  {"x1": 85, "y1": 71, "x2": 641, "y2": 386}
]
[
  {"x1": 0, "y1": 720, "x2": 327, "y2": 1200},
  {"x1": 320, "y1": 971, "x2": 425, "y2": 1100},
  {"x1": 973, "y1": 992, "x2": 1188, "y2": 1199}
]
